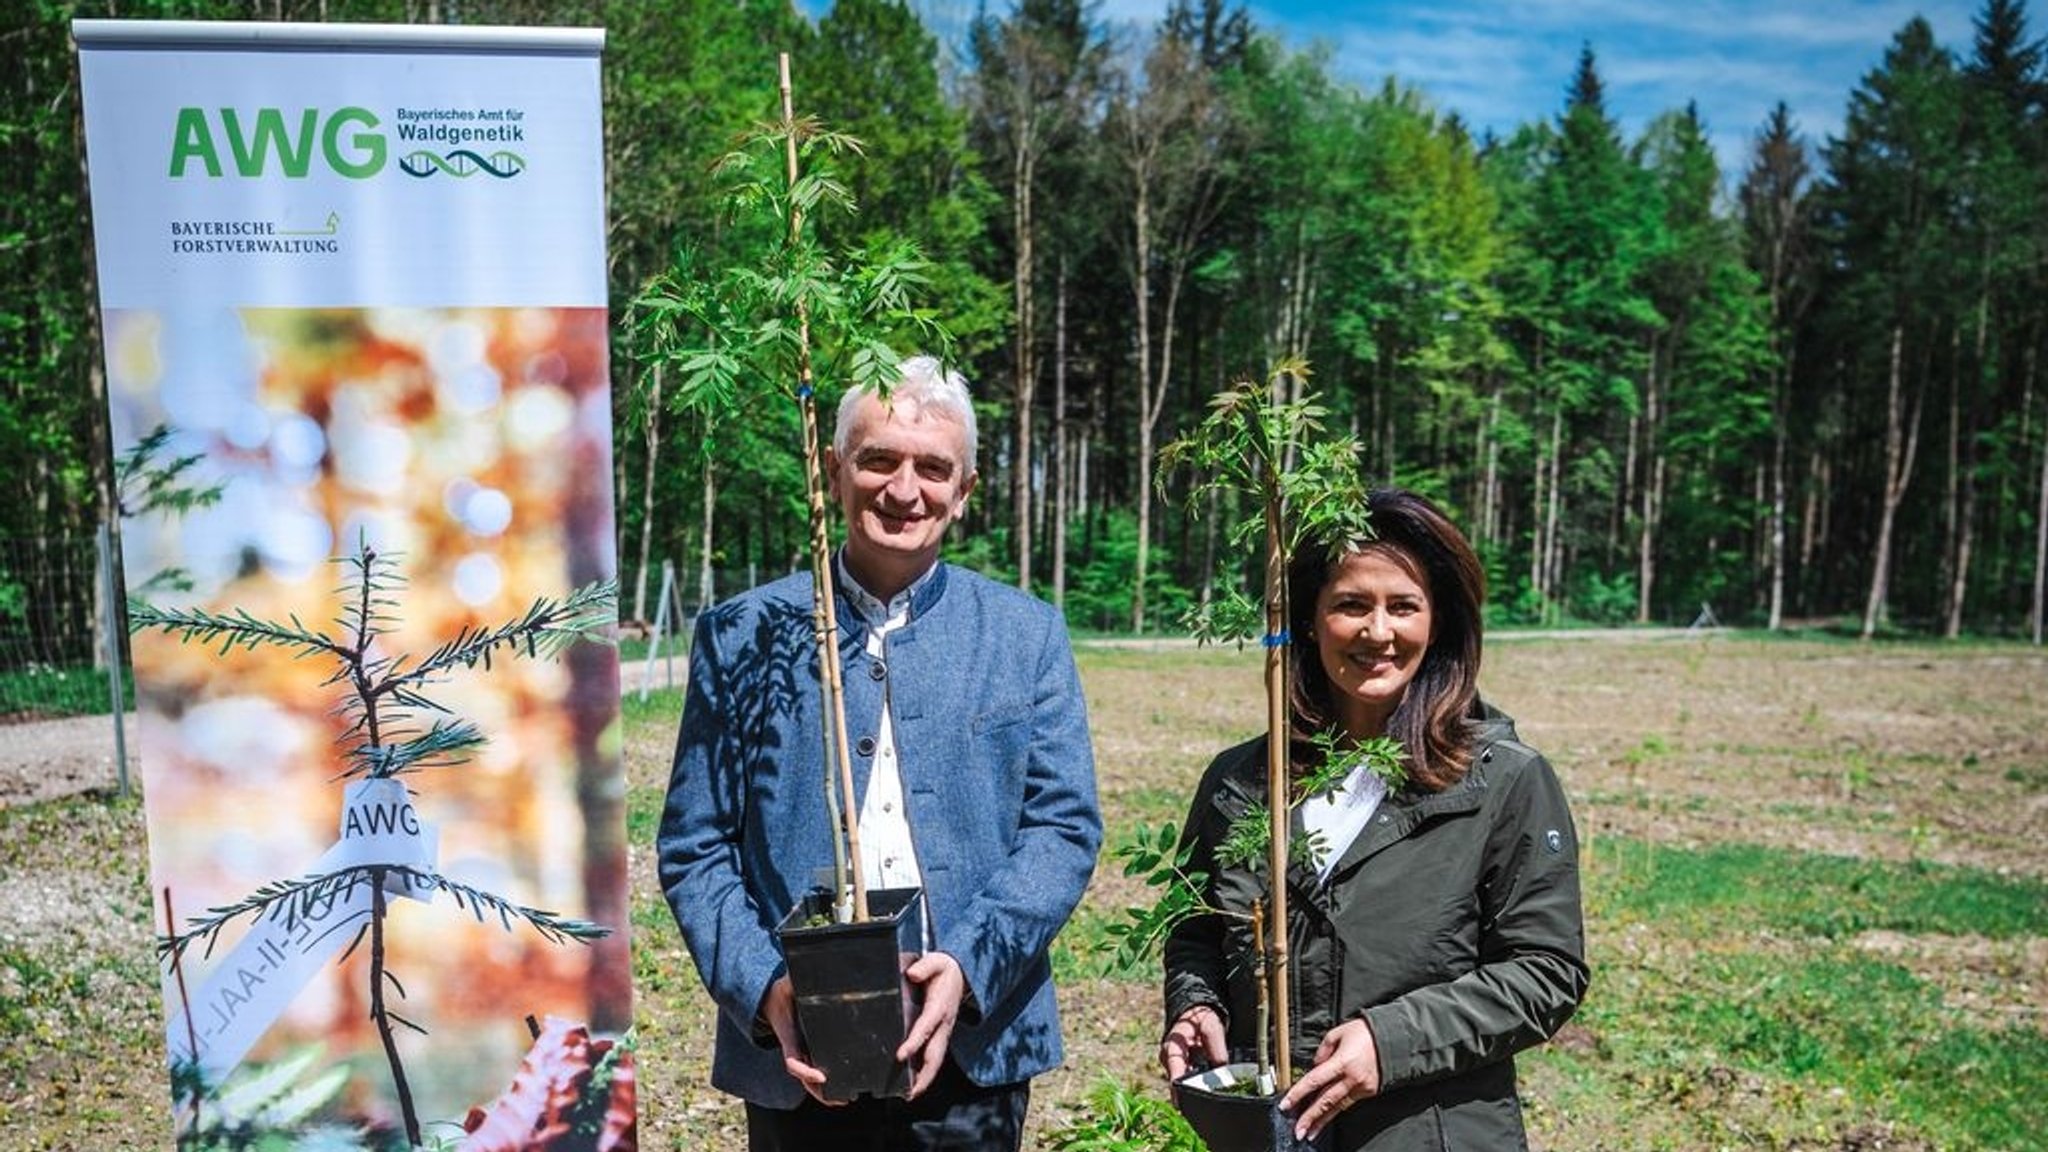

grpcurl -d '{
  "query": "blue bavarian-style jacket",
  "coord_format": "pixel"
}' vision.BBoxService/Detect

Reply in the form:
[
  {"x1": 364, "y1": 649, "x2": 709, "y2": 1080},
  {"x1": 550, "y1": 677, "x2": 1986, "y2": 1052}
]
[{"x1": 657, "y1": 560, "x2": 1102, "y2": 1109}]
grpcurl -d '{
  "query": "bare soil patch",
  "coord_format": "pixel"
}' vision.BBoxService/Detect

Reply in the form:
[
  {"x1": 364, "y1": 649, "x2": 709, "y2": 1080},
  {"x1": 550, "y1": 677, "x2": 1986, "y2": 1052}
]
[{"x1": 0, "y1": 712, "x2": 135, "y2": 809}]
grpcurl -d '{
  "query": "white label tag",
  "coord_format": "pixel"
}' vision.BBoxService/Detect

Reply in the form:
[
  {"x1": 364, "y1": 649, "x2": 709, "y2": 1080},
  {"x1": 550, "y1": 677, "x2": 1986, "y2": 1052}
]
[{"x1": 164, "y1": 778, "x2": 438, "y2": 1083}]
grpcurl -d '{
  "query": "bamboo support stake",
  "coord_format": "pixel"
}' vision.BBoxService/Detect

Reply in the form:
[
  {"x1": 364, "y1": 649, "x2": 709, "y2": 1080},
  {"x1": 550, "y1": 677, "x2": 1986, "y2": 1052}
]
[
  {"x1": 1251, "y1": 897, "x2": 1272, "y2": 1092},
  {"x1": 1263, "y1": 478, "x2": 1293, "y2": 1090},
  {"x1": 779, "y1": 53, "x2": 867, "y2": 924}
]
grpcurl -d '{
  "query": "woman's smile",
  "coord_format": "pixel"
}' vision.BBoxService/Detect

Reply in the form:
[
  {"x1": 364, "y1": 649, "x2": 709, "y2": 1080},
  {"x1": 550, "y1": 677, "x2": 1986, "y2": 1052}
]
[{"x1": 1314, "y1": 548, "x2": 1434, "y2": 738}]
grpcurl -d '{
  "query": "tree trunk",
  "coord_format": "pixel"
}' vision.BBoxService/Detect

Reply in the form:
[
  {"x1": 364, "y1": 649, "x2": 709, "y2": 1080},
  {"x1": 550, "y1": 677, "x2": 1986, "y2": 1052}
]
[
  {"x1": 1948, "y1": 464, "x2": 1977, "y2": 639},
  {"x1": 1012, "y1": 147, "x2": 1037, "y2": 593},
  {"x1": 1749, "y1": 461, "x2": 1765, "y2": 618},
  {"x1": 1077, "y1": 396, "x2": 1092, "y2": 546},
  {"x1": 1767, "y1": 346, "x2": 1793, "y2": 630},
  {"x1": 1130, "y1": 176, "x2": 1154, "y2": 632},
  {"x1": 1544, "y1": 406, "x2": 1564, "y2": 619},
  {"x1": 1863, "y1": 322, "x2": 1923, "y2": 638},
  {"x1": 1939, "y1": 327, "x2": 1961, "y2": 606},
  {"x1": 1997, "y1": 327, "x2": 2030, "y2": 619},
  {"x1": 2032, "y1": 336, "x2": 2047, "y2": 645},
  {"x1": 1529, "y1": 426, "x2": 1545, "y2": 605},
  {"x1": 1638, "y1": 455, "x2": 1664, "y2": 625},
  {"x1": 1799, "y1": 444, "x2": 1820, "y2": 576},
  {"x1": 1270, "y1": 224, "x2": 1319, "y2": 474},
  {"x1": 1199, "y1": 486, "x2": 1219, "y2": 608},
  {"x1": 1376, "y1": 363, "x2": 1395, "y2": 484},
  {"x1": 1034, "y1": 425, "x2": 1050, "y2": 554},
  {"x1": 1052, "y1": 259, "x2": 1069, "y2": 612},
  {"x1": 1531, "y1": 338, "x2": 1540, "y2": 602},
  {"x1": 74, "y1": 75, "x2": 115, "y2": 668},
  {"x1": 632, "y1": 365, "x2": 662, "y2": 626},
  {"x1": 1938, "y1": 372, "x2": 1966, "y2": 631},
  {"x1": 1130, "y1": 199, "x2": 1194, "y2": 634},
  {"x1": 1636, "y1": 345, "x2": 1661, "y2": 623},
  {"x1": 2034, "y1": 420, "x2": 2047, "y2": 644},
  {"x1": 1944, "y1": 277, "x2": 1993, "y2": 639},
  {"x1": 1484, "y1": 426, "x2": 1501, "y2": 553},
  {"x1": 697, "y1": 449, "x2": 717, "y2": 609},
  {"x1": 1469, "y1": 381, "x2": 1487, "y2": 549},
  {"x1": 1472, "y1": 393, "x2": 1488, "y2": 553},
  {"x1": 1620, "y1": 402, "x2": 1637, "y2": 564}
]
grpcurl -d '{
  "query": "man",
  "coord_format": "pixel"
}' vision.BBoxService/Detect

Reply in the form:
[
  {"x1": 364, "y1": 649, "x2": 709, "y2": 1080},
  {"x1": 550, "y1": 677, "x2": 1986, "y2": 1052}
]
[{"x1": 658, "y1": 356, "x2": 1101, "y2": 1150}]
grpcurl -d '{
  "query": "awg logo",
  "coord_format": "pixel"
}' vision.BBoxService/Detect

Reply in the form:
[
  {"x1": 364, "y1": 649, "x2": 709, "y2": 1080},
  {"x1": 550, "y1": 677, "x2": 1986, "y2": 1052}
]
[{"x1": 399, "y1": 149, "x2": 526, "y2": 178}]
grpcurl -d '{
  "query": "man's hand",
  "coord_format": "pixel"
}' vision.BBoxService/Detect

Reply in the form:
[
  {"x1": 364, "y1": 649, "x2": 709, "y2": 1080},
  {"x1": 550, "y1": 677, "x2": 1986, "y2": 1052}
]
[
  {"x1": 759, "y1": 975, "x2": 836, "y2": 1105},
  {"x1": 896, "y1": 951, "x2": 966, "y2": 1099},
  {"x1": 1159, "y1": 1005, "x2": 1229, "y2": 1090},
  {"x1": 1280, "y1": 1018, "x2": 1382, "y2": 1140}
]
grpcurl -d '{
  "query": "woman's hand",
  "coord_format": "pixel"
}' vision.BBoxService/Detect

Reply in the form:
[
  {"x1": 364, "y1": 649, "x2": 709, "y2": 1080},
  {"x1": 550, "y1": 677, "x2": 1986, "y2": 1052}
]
[
  {"x1": 1281, "y1": 1018, "x2": 1382, "y2": 1140},
  {"x1": 1159, "y1": 1005, "x2": 1229, "y2": 1087}
]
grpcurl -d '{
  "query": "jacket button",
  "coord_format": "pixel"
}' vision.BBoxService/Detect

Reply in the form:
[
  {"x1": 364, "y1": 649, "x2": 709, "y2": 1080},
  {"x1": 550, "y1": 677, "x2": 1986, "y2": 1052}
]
[
  {"x1": 869, "y1": 661, "x2": 887, "y2": 681},
  {"x1": 856, "y1": 737, "x2": 876, "y2": 756}
]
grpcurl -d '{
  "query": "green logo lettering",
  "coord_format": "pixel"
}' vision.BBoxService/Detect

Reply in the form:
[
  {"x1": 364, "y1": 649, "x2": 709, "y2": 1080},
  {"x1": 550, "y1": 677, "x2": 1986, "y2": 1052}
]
[
  {"x1": 222, "y1": 108, "x2": 319, "y2": 178},
  {"x1": 324, "y1": 107, "x2": 385, "y2": 179},
  {"x1": 168, "y1": 108, "x2": 221, "y2": 178},
  {"x1": 169, "y1": 107, "x2": 387, "y2": 179}
]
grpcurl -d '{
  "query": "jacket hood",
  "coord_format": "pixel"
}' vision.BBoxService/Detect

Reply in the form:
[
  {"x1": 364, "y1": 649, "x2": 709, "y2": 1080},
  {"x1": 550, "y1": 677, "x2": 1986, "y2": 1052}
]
[{"x1": 1470, "y1": 697, "x2": 1522, "y2": 752}]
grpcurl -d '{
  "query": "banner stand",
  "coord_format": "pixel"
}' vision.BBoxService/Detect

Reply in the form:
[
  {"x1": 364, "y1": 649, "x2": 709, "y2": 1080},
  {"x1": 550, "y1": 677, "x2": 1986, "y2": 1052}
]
[{"x1": 77, "y1": 19, "x2": 637, "y2": 1149}]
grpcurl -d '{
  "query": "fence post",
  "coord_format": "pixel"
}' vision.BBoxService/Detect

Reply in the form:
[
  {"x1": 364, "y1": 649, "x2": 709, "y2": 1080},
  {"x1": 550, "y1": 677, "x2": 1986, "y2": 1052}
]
[
  {"x1": 97, "y1": 522, "x2": 130, "y2": 798},
  {"x1": 667, "y1": 562, "x2": 689, "y2": 687},
  {"x1": 638, "y1": 560, "x2": 677, "y2": 703}
]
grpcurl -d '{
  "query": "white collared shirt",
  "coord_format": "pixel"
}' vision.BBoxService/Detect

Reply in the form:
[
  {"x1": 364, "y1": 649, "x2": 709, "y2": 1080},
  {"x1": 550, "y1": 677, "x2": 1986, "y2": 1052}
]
[
  {"x1": 837, "y1": 558, "x2": 934, "y2": 898},
  {"x1": 1300, "y1": 760, "x2": 1389, "y2": 882}
]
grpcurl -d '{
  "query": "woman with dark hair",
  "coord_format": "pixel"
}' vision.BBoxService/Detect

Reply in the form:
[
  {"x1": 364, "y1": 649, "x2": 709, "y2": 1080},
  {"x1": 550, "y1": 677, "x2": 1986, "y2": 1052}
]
[{"x1": 1159, "y1": 488, "x2": 1589, "y2": 1149}]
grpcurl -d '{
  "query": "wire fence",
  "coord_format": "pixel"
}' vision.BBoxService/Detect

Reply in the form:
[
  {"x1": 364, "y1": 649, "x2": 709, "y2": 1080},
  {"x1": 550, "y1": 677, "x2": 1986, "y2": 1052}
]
[
  {"x1": 620, "y1": 560, "x2": 779, "y2": 632},
  {"x1": 0, "y1": 532, "x2": 122, "y2": 722},
  {"x1": 627, "y1": 560, "x2": 799, "y2": 698}
]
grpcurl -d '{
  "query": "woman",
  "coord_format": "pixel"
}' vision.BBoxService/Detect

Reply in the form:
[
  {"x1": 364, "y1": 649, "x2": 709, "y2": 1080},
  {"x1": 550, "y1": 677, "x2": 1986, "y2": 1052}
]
[{"x1": 1160, "y1": 488, "x2": 1588, "y2": 1149}]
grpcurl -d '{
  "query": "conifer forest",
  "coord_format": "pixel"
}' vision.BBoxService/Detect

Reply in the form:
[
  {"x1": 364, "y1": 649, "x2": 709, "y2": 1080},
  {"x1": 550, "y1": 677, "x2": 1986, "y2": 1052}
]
[{"x1": 6, "y1": 0, "x2": 2048, "y2": 640}]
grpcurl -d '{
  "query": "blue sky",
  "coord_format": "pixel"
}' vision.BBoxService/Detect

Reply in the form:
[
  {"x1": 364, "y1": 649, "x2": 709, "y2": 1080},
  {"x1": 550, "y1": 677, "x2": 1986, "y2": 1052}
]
[
  {"x1": 809, "y1": 0, "x2": 1987, "y2": 179},
  {"x1": 1203, "y1": 0, "x2": 1983, "y2": 174}
]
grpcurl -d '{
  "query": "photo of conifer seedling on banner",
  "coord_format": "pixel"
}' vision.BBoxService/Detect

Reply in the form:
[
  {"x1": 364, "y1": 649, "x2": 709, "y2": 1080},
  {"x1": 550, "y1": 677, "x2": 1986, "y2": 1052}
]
[{"x1": 107, "y1": 306, "x2": 635, "y2": 1151}]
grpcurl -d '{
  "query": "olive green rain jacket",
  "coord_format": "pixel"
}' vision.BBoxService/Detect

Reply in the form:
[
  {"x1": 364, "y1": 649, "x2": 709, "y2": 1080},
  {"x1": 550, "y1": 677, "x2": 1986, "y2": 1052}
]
[{"x1": 1163, "y1": 705, "x2": 1589, "y2": 1151}]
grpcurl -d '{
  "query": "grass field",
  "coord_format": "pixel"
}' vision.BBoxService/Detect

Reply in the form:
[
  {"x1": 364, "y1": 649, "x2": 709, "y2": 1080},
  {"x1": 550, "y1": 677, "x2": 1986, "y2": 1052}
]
[
  {"x1": 3, "y1": 634, "x2": 2044, "y2": 1149},
  {"x1": 0, "y1": 661, "x2": 130, "y2": 722}
]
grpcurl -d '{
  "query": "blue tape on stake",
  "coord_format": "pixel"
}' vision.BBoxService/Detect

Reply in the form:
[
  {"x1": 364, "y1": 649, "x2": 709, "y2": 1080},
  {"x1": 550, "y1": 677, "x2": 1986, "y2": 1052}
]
[
  {"x1": 797, "y1": 382, "x2": 814, "y2": 399},
  {"x1": 1261, "y1": 631, "x2": 1290, "y2": 648}
]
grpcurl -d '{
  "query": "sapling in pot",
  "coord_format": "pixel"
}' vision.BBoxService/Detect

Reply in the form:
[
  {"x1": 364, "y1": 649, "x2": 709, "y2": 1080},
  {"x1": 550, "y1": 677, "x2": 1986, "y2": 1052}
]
[
  {"x1": 1109, "y1": 365, "x2": 1402, "y2": 1151},
  {"x1": 633, "y1": 53, "x2": 948, "y2": 1101}
]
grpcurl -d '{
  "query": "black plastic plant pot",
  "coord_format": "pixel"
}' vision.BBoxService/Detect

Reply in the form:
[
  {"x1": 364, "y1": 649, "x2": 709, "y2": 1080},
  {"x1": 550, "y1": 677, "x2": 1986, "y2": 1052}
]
[
  {"x1": 776, "y1": 885, "x2": 924, "y2": 1103},
  {"x1": 1176, "y1": 1063, "x2": 1329, "y2": 1152}
]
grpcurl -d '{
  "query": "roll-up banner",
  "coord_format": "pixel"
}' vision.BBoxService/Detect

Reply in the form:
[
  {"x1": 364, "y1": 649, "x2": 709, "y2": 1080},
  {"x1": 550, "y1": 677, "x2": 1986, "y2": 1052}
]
[{"x1": 75, "y1": 20, "x2": 635, "y2": 1149}]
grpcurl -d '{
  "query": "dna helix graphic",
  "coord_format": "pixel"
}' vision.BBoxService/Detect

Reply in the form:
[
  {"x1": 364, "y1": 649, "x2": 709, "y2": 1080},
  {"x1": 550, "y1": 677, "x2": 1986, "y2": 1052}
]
[{"x1": 399, "y1": 149, "x2": 527, "y2": 178}]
